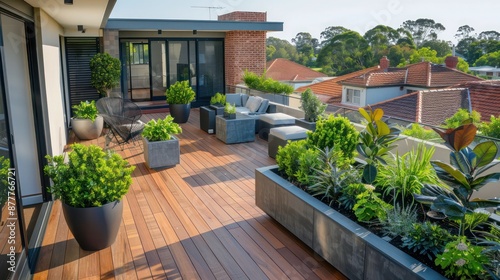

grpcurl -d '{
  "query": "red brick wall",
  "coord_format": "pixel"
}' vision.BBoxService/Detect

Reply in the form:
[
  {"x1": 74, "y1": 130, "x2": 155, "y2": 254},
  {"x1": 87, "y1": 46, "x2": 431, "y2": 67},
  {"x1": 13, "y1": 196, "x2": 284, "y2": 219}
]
[
  {"x1": 224, "y1": 31, "x2": 267, "y2": 86},
  {"x1": 218, "y1": 11, "x2": 267, "y2": 22},
  {"x1": 219, "y1": 12, "x2": 267, "y2": 87}
]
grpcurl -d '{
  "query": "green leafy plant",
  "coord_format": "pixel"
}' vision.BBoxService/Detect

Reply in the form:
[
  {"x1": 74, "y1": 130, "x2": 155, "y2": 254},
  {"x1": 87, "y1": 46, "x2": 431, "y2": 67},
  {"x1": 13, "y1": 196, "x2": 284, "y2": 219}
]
[
  {"x1": 481, "y1": 115, "x2": 500, "y2": 139},
  {"x1": 379, "y1": 204, "x2": 418, "y2": 238},
  {"x1": 414, "y1": 123, "x2": 500, "y2": 235},
  {"x1": 295, "y1": 147, "x2": 322, "y2": 185},
  {"x1": 308, "y1": 147, "x2": 360, "y2": 205},
  {"x1": 353, "y1": 186, "x2": 393, "y2": 222},
  {"x1": 89, "y1": 52, "x2": 121, "y2": 96},
  {"x1": 402, "y1": 123, "x2": 440, "y2": 141},
  {"x1": 435, "y1": 236, "x2": 488, "y2": 280},
  {"x1": 276, "y1": 140, "x2": 309, "y2": 182},
  {"x1": 444, "y1": 108, "x2": 481, "y2": 129},
  {"x1": 357, "y1": 107, "x2": 400, "y2": 184},
  {"x1": 44, "y1": 143, "x2": 135, "y2": 208},
  {"x1": 0, "y1": 156, "x2": 10, "y2": 208},
  {"x1": 142, "y1": 115, "x2": 182, "y2": 142},
  {"x1": 72, "y1": 100, "x2": 98, "y2": 122},
  {"x1": 307, "y1": 114, "x2": 358, "y2": 166},
  {"x1": 300, "y1": 88, "x2": 326, "y2": 122},
  {"x1": 210, "y1": 92, "x2": 226, "y2": 106},
  {"x1": 224, "y1": 103, "x2": 236, "y2": 114},
  {"x1": 376, "y1": 143, "x2": 440, "y2": 206},
  {"x1": 338, "y1": 182, "x2": 366, "y2": 210},
  {"x1": 242, "y1": 70, "x2": 294, "y2": 95},
  {"x1": 462, "y1": 209, "x2": 491, "y2": 233},
  {"x1": 477, "y1": 223, "x2": 500, "y2": 279},
  {"x1": 401, "y1": 221, "x2": 454, "y2": 260},
  {"x1": 166, "y1": 80, "x2": 196, "y2": 104}
]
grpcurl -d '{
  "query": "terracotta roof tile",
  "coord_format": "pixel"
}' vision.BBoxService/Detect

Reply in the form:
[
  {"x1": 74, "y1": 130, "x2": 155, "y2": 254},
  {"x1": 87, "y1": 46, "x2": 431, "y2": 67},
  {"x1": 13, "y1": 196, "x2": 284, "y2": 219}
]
[
  {"x1": 459, "y1": 80, "x2": 500, "y2": 122},
  {"x1": 428, "y1": 64, "x2": 483, "y2": 87},
  {"x1": 295, "y1": 66, "x2": 380, "y2": 102},
  {"x1": 369, "y1": 93, "x2": 420, "y2": 123},
  {"x1": 265, "y1": 58, "x2": 327, "y2": 81},
  {"x1": 343, "y1": 71, "x2": 406, "y2": 87}
]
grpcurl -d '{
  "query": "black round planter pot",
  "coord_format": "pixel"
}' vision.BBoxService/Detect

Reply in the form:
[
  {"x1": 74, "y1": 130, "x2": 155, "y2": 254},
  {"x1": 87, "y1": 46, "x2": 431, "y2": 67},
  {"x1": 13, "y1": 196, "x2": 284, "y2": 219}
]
[
  {"x1": 169, "y1": 103, "x2": 191, "y2": 123},
  {"x1": 62, "y1": 200, "x2": 123, "y2": 251}
]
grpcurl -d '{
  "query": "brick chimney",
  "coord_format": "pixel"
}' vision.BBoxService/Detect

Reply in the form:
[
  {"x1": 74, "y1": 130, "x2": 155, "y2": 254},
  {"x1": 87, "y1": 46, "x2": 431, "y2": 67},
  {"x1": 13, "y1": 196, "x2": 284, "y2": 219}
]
[
  {"x1": 380, "y1": 56, "x2": 390, "y2": 70},
  {"x1": 445, "y1": 56, "x2": 458, "y2": 69}
]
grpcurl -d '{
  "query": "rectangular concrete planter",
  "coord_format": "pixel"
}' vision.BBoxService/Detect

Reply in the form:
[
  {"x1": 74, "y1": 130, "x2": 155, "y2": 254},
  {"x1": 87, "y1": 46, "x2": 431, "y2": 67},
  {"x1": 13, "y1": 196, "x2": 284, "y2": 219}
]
[
  {"x1": 255, "y1": 166, "x2": 446, "y2": 280},
  {"x1": 143, "y1": 136, "x2": 180, "y2": 169}
]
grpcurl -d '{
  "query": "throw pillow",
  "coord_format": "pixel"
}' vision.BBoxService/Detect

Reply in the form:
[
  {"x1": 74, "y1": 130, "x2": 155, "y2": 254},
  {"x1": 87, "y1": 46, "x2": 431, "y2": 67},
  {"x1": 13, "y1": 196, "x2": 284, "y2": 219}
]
[
  {"x1": 245, "y1": 96, "x2": 263, "y2": 113},
  {"x1": 256, "y1": 99, "x2": 269, "y2": 114},
  {"x1": 225, "y1": 93, "x2": 242, "y2": 107}
]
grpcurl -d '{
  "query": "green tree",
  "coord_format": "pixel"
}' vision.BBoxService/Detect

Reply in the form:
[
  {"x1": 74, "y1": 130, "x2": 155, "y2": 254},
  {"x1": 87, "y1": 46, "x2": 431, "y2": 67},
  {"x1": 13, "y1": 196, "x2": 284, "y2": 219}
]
[
  {"x1": 421, "y1": 40, "x2": 452, "y2": 57},
  {"x1": 478, "y1": 30, "x2": 500, "y2": 41},
  {"x1": 456, "y1": 57, "x2": 470, "y2": 73},
  {"x1": 399, "y1": 47, "x2": 440, "y2": 66},
  {"x1": 320, "y1": 26, "x2": 350, "y2": 45},
  {"x1": 474, "y1": 50, "x2": 500, "y2": 67},
  {"x1": 317, "y1": 31, "x2": 373, "y2": 75},
  {"x1": 266, "y1": 37, "x2": 299, "y2": 62},
  {"x1": 481, "y1": 115, "x2": 500, "y2": 139},
  {"x1": 443, "y1": 108, "x2": 481, "y2": 129},
  {"x1": 455, "y1": 25, "x2": 476, "y2": 41},
  {"x1": 465, "y1": 39, "x2": 500, "y2": 63},
  {"x1": 292, "y1": 32, "x2": 319, "y2": 66},
  {"x1": 364, "y1": 25, "x2": 401, "y2": 63},
  {"x1": 401, "y1": 18, "x2": 445, "y2": 47},
  {"x1": 387, "y1": 45, "x2": 415, "y2": 66}
]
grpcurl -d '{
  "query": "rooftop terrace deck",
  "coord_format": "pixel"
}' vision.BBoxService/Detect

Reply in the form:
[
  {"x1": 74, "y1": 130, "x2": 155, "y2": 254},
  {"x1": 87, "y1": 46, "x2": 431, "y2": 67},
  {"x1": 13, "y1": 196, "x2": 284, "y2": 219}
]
[{"x1": 33, "y1": 108, "x2": 346, "y2": 279}]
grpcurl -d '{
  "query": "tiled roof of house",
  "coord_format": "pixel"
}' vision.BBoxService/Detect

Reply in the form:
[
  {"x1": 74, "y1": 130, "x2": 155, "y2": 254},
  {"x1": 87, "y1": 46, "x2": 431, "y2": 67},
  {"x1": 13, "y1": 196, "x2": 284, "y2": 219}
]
[
  {"x1": 343, "y1": 62, "x2": 482, "y2": 88},
  {"x1": 295, "y1": 66, "x2": 380, "y2": 101},
  {"x1": 460, "y1": 80, "x2": 500, "y2": 122},
  {"x1": 369, "y1": 89, "x2": 470, "y2": 126},
  {"x1": 265, "y1": 58, "x2": 328, "y2": 81}
]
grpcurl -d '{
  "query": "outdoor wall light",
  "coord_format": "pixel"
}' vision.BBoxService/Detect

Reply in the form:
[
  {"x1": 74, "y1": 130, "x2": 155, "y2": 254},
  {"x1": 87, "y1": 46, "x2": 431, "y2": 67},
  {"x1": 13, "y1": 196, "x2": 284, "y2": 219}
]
[
  {"x1": 158, "y1": 30, "x2": 162, "y2": 35},
  {"x1": 193, "y1": 30, "x2": 197, "y2": 35},
  {"x1": 77, "y1": 25, "x2": 83, "y2": 31},
  {"x1": 64, "y1": 0, "x2": 73, "y2": 4}
]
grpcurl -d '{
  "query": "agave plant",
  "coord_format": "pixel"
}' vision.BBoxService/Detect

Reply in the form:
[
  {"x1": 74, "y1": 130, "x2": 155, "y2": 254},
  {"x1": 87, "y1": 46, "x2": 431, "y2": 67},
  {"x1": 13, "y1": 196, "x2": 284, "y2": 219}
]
[
  {"x1": 414, "y1": 123, "x2": 500, "y2": 235},
  {"x1": 357, "y1": 107, "x2": 400, "y2": 184}
]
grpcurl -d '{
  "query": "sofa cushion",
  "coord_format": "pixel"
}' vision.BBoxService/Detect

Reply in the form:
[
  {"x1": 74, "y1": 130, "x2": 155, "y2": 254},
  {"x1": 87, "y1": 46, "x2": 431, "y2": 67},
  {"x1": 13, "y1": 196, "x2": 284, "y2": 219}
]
[
  {"x1": 270, "y1": 125, "x2": 308, "y2": 140},
  {"x1": 259, "y1": 113, "x2": 296, "y2": 125},
  {"x1": 241, "y1": 94, "x2": 249, "y2": 106},
  {"x1": 225, "y1": 93, "x2": 242, "y2": 107},
  {"x1": 236, "y1": 107, "x2": 251, "y2": 114},
  {"x1": 256, "y1": 99, "x2": 269, "y2": 114},
  {"x1": 245, "y1": 96, "x2": 262, "y2": 113}
]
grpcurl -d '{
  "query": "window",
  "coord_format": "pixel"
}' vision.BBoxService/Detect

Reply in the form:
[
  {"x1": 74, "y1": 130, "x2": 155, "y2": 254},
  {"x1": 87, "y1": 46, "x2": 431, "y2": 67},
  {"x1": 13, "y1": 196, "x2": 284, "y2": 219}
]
[
  {"x1": 130, "y1": 43, "x2": 149, "y2": 64},
  {"x1": 346, "y1": 88, "x2": 361, "y2": 105}
]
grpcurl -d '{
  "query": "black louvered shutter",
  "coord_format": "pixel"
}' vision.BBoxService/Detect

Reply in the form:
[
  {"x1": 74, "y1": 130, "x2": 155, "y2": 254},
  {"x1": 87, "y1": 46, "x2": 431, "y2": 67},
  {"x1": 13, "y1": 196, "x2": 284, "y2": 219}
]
[{"x1": 65, "y1": 37, "x2": 100, "y2": 108}]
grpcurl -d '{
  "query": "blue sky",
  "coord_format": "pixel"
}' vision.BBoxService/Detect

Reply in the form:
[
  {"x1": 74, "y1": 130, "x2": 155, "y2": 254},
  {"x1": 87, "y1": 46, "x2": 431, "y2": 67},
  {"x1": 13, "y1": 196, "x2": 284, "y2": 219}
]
[{"x1": 110, "y1": 0, "x2": 499, "y2": 44}]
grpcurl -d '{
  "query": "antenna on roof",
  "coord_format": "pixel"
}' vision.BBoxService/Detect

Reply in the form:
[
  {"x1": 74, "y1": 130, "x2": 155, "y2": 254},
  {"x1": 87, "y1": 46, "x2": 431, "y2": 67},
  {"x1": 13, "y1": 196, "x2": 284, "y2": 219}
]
[{"x1": 191, "y1": 6, "x2": 225, "y2": 19}]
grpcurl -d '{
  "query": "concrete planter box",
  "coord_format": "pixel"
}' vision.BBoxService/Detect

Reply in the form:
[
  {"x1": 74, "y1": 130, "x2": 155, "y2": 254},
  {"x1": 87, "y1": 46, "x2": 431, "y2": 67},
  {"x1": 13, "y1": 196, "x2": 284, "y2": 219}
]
[
  {"x1": 255, "y1": 165, "x2": 445, "y2": 280},
  {"x1": 249, "y1": 89, "x2": 290, "y2": 106},
  {"x1": 143, "y1": 136, "x2": 180, "y2": 169},
  {"x1": 295, "y1": 118, "x2": 316, "y2": 131}
]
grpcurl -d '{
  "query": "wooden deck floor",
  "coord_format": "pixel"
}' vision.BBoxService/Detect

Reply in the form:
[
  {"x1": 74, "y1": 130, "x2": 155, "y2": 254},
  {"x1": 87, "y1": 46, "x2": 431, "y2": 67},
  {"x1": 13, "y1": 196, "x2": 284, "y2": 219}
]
[{"x1": 33, "y1": 109, "x2": 346, "y2": 280}]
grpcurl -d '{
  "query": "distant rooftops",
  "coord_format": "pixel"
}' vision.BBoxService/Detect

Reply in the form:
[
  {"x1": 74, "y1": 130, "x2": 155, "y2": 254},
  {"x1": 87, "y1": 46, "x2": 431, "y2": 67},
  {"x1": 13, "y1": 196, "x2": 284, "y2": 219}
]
[{"x1": 266, "y1": 58, "x2": 327, "y2": 82}]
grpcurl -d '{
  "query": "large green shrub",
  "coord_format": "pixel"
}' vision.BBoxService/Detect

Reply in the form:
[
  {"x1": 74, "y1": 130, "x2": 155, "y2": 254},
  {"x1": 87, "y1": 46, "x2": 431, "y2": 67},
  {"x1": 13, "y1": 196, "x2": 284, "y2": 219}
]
[
  {"x1": 242, "y1": 70, "x2": 294, "y2": 95},
  {"x1": 210, "y1": 92, "x2": 226, "y2": 106},
  {"x1": 481, "y1": 115, "x2": 500, "y2": 139},
  {"x1": 89, "y1": 53, "x2": 121, "y2": 96},
  {"x1": 443, "y1": 108, "x2": 481, "y2": 129},
  {"x1": 142, "y1": 115, "x2": 182, "y2": 142},
  {"x1": 72, "y1": 100, "x2": 98, "y2": 122},
  {"x1": 276, "y1": 140, "x2": 321, "y2": 184},
  {"x1": 306, "y1": 114, "x2": 358, "y2": 165},
  {"x1": 402, "y1": 123, "x2": 440, "y2": 141},
  {"x1": 300, "y1": 88, "x2": 327, "y2": 122},
  {"x1": 44, "y1": 144, "x2": 135, "y2": 208},
  {"x1": 166, "y1": 80, "x2": 196, "y2": 104}
]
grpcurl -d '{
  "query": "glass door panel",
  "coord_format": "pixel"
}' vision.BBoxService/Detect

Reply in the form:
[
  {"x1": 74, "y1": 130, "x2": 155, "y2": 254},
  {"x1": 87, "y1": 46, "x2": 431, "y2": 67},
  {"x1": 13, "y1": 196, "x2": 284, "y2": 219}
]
[
  {"x1": 125, "y1": 41, "x2": 150, "y2": 101},
  {"x1": 197, "y1": 40, "x2": 224, "y2": 103},
  {"x1": 150, "y1": 41, "x2": 166, "y2": 99},
  {"x1": 168, "y1": 41, "x2": 189, "y2": 85}
]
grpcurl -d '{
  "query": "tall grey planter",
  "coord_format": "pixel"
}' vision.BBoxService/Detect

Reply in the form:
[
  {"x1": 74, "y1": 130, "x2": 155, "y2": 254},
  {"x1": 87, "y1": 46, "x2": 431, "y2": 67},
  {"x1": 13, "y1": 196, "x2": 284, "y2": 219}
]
[
  {"x1": 169, "y1": 104, "x2": 191, "y2": 124},
  {"x1": 71, "y1": 115, "x2": 103, "y2": 140},
  {"x1": 143, "y1": 136, "x2": 180, "y2": 169},
  {"x1": 62, "y1": 200, "x2": 123, "y2": 251},
  {"x1": 255, "y1": 166, "x2": 446, "y2": 280}
]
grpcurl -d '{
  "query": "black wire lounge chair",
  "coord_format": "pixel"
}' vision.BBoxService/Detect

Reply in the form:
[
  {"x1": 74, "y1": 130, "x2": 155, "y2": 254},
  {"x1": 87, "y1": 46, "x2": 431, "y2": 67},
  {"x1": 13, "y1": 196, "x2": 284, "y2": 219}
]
[{"x1": 96, "y1": 97, "x2": 145, "y2": 150}]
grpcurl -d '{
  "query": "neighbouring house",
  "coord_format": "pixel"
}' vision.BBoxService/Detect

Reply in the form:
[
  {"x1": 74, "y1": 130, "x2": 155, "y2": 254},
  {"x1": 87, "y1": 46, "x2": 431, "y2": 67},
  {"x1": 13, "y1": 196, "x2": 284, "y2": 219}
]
[
  {"x1": 0, "y1": 1, "x2": 282, "y2": 278},
  {"x1": 297, "y1": 56, "x2": 483, "y2": 108},
  {"x1": 265, "y1": 58, "x2": 329, "y2": 89},
  {"x1": 469, "y1": 65, "x2": 500, "y2": 80},
  {"x1": 369, "y1": 80, "x2": 500, "y2": 125}
]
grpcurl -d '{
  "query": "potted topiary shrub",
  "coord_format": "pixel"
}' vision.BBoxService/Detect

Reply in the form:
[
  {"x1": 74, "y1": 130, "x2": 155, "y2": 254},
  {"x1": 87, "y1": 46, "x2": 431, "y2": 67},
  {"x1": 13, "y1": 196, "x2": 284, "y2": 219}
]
[
  {"x1": 71, "y1": 100, "x2": 104, "y2": 140},
  {"x1": 296, "y1": 88, "x2": 327, "y2": 131},
  {"x1": 223, "y1": 103, "x2": 236, "y2": 119},
  {"x1": 142, "y1": 115, "x2": 182, "y2": 169},
  {"x1": 90, "y1": 52, "x2": 121, "y2": 97},
  {"x1": 166, "y1": 80, "x2": 196, "y2": 123},
  {"x1": 44, "y1": 144, "x2": 135, "y2": 251}
]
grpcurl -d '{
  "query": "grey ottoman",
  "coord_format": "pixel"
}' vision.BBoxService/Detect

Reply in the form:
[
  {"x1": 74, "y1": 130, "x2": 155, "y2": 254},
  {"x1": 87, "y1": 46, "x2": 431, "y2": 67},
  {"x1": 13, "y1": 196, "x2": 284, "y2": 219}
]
[
  {"x1": 268, "y1": 125, "x2": 309, "y2": 158},
  {"x1": 258, "y1": 113, "x2": 297, "y2": 140}
]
